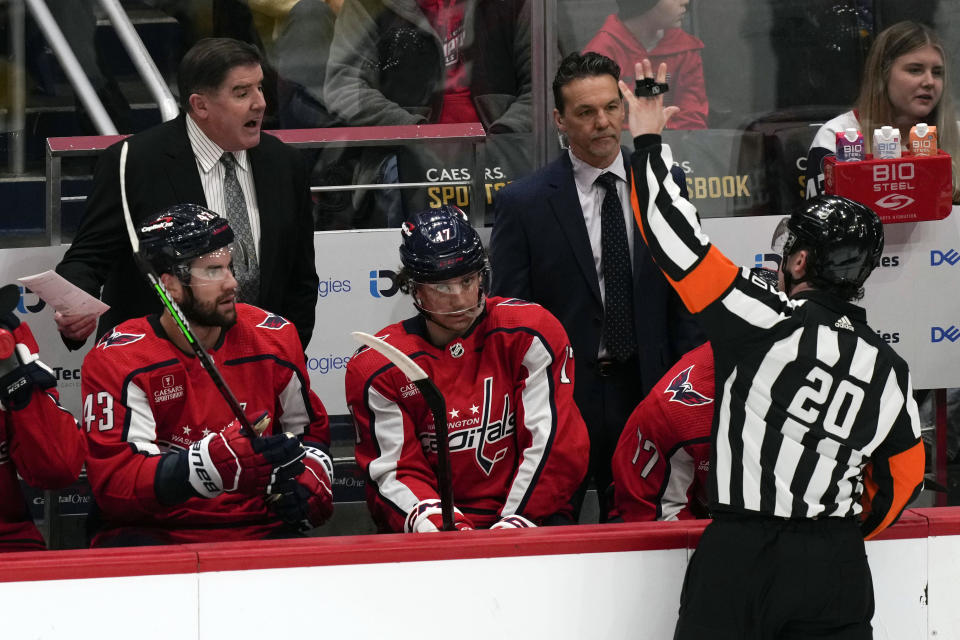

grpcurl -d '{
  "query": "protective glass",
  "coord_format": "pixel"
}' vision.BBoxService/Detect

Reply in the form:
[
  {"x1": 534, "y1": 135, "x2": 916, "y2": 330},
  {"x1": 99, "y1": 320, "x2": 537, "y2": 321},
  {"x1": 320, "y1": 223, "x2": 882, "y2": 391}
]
[{"x1": 412, "y1": 270, "x2": 482, "y2": 296}]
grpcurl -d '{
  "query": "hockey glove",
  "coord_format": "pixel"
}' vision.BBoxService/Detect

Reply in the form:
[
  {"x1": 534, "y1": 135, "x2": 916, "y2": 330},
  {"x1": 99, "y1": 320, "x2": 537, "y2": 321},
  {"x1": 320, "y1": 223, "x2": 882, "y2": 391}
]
[
  {"x1": 0, "y1": 328, "x2": 57, "y2": 412},
  {"x1": 490, "y1": 514, "x2": 537, "y2": 529},
  {"x1": 404, "y1": 499, "x2": 474, "y2": 533},
  {"x1": 267, "y1": 444, "x2": 334, "y2": 532},
  {"x1": 186, "y1": 415, "x2": 305, "y2": 498}
]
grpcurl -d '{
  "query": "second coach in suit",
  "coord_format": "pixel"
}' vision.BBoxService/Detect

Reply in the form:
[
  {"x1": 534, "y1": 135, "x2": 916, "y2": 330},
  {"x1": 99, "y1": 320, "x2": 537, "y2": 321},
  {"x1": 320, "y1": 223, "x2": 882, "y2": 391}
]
[
  {"x1": 490, "y1": 52, "x2": 702, "y2": 517},
  {"x1": 56, "y1": 38, "x2": 319, "y2": 350}
]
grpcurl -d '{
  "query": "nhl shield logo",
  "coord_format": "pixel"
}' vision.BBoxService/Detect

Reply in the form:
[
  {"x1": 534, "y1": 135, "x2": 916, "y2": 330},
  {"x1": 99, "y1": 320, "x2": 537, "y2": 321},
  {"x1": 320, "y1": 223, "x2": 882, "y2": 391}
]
[
  {"x1": 449, "y1": 342, "x2": 464, "y2": 358},
  {"x1": 97, "y1": 330, "x2": 146, "y2": 349},
  {"x1": 257, "y1": 313, "x2": 289, "y2": 330}
]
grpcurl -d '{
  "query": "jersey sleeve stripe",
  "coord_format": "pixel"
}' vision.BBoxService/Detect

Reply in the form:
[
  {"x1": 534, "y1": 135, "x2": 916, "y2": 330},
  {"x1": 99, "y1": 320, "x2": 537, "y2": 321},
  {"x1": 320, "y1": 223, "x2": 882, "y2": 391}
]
[
  {"x1": 720, "y1": 286, "x2": 788, "y2": 329},
  {"x1": 277, "y1": 373, "x2": 308, "y2": 436},
  {"x1": 366, "y1": 386, "x2": 419, "y2": 515},
  {"x1": 503, "y1": 336, "x2": 558, "y2": 515},
  {"x1": 631, "y1": 147, "x2": 705, "y2": 275},
  {"x1": 122, "y1": 382, "x2": 160, "y2": 455},
  {"x1": 659, "y1": 447, "x2": 696, "y2": 520}
]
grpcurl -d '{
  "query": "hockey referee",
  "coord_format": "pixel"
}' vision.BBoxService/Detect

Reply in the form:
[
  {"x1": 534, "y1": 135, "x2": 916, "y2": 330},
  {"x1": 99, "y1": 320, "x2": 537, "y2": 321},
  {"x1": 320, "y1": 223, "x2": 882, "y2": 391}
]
[{"x1": 624, "y1": 59, "x2": 924, "y2": 639}]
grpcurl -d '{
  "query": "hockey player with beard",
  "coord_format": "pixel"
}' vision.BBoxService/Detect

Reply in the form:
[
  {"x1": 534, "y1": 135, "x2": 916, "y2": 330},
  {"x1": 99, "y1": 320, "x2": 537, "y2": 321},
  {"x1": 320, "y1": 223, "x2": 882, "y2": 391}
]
[
  {"x1": 0, "y1": 300, "x2": 86, "y2": 551},
  {"x1": 81, "y1": 204, "x2": 332, "y2": 546},
  {"x1": 345, "y1": 205, "x2": 589, "y2": 532}
]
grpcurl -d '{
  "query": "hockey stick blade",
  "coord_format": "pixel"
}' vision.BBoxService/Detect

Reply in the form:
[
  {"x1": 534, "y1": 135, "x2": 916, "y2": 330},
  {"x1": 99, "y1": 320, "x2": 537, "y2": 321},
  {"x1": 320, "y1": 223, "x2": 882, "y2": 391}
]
[
  {"x1": 119, "y1": 142, "x2": 264, "y2": 436},
  {"x1": 351, "y1": 331, "x2": 456, "y2": 531}
]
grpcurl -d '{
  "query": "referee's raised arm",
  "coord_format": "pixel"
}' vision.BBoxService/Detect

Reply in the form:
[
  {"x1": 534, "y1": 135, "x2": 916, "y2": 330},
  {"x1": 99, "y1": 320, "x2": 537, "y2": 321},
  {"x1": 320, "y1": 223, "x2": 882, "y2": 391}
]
[{"x1": 623, "y1": 58, "x2": 924, "y2": 640}]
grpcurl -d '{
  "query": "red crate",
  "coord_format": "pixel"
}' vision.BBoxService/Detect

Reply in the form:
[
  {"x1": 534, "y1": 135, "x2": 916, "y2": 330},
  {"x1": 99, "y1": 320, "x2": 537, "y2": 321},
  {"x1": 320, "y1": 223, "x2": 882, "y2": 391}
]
[{"x1": 823, "y1": 151, "x2": 953, "y2": 223}]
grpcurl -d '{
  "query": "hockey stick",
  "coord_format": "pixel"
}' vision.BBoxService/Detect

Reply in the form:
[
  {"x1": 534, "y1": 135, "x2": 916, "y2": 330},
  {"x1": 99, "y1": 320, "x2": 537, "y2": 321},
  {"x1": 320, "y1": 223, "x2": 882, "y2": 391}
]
[
  {"x1": 351, "y1": 331, "x2": 455, "y2": 531},
  {"x1": 119, "y1": 142, "x2": 265, "y2": 436}
]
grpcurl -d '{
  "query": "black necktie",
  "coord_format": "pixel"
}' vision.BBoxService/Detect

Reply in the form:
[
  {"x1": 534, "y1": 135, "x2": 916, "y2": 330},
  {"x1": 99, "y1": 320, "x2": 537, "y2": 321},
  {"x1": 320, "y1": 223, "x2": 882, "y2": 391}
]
[{"x1": 596, "y1": 172, "x2": 637, "y2": 361}]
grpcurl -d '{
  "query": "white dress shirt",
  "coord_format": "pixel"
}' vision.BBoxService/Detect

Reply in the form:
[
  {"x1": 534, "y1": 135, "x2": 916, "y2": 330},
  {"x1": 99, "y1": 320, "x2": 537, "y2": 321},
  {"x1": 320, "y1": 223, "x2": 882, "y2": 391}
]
[{"x1": 185, "y1": 114, "x2": 262, "y2": 259}]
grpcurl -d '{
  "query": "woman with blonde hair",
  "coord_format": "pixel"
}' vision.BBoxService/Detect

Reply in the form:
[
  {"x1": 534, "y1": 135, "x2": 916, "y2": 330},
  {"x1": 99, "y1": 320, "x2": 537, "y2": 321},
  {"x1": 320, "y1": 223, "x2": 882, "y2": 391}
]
[{"x1": 806, "y1": 21, "x2": 960, "y2": 203}]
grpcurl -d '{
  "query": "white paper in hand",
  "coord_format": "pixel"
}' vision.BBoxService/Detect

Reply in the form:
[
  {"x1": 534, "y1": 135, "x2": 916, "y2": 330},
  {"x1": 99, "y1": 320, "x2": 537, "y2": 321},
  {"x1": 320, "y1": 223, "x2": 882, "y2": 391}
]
[{"x1": 17, "y1": 270, "x2": 110, "y2": 317}]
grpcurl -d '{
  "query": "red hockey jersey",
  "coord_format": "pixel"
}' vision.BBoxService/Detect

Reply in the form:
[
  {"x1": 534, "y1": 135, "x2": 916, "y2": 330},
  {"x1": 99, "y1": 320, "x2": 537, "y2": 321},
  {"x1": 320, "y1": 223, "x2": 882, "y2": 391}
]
[
  {"x1": 611, "y1": 342, "x2": 713, "y2": 521},
  {"x1": 345, "y1": 297, "x2": 589, "y2": 531},
  {"x1": 81, "y1": 305, "x2": 329, "y2": 545},
  {"x1": 1, "y1": 322, "x2": 86, "y2": 551}
]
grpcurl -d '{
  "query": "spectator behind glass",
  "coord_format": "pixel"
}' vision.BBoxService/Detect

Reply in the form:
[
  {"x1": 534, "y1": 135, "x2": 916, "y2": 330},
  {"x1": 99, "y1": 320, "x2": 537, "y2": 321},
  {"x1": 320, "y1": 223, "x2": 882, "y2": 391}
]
[
  {"x1": 323, "y1": 0, "x2": 531, "y2": 132},
  {"x1": 806, "y1": 21, "x2": 960, "y2": 202},
  {"x1": 582, "y1": 0, "x2": 707, "y2": 130},
  {"x1": 266, "y1": 0, "x2": 341, "y2": 129}
]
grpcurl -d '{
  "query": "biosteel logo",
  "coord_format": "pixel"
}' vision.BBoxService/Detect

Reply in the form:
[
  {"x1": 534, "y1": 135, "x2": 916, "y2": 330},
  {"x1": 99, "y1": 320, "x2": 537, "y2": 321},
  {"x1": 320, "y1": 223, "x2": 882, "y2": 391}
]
[{"x1": 875, "y1": 194, "x2": 914, "y2": 210}]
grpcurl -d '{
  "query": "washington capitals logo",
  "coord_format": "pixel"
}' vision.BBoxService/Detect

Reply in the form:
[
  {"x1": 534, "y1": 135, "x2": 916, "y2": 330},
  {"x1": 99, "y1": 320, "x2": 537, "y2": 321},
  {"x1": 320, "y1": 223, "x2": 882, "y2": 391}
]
[
  {"x1": 663, "y1": 365, "x2": 713, "y2": 406},
  {"x1": 97, "y1": 330, "x2": 145, "y2": 349},
  {"x1": 257, "y1": 313, "x2": 289, "y2": 330}
]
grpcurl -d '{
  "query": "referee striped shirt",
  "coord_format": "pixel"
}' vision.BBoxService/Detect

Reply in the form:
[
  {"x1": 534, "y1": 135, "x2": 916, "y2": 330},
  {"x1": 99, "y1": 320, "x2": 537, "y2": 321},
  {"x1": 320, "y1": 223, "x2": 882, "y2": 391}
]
[{"x1": 628, "y1": 134, "x2": 924, "y2": 540}]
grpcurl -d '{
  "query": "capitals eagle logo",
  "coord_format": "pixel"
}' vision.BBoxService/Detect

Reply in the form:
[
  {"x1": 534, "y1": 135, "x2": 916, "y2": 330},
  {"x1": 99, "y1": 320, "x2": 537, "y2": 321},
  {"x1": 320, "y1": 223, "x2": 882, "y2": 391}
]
[
  {"x1": 663, "y1": 365, "x2": 713, "y2": 406},
  {"x1": 257, "y1": 313, "x2": 289, "y2": 330},
  {"x1": 97, "y1": 331, "x2": 145, "y2": 349}
]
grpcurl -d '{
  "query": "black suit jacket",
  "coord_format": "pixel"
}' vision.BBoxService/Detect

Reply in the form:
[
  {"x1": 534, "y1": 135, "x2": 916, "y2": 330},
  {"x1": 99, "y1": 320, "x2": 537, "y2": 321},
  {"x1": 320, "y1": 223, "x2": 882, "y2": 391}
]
[
  {"x1": 490, "y1": 150, "x2": 703, "y2": 405},
  {"x1": 56, "y1": 114, "x2": 319, "y2": 349}
]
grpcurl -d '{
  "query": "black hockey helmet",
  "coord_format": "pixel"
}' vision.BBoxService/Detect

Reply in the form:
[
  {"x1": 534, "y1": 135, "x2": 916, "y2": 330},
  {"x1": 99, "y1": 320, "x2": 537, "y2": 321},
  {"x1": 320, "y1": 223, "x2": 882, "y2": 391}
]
[
  {"x1": 771, "y1": 195, "x2": 883, "y2": 288},
  {"x1": 139, "y1": 203, "x2": 234, "y2": 276},
  {"x1": 399, "y1": 205, "x2": 486, "y2": 283}
]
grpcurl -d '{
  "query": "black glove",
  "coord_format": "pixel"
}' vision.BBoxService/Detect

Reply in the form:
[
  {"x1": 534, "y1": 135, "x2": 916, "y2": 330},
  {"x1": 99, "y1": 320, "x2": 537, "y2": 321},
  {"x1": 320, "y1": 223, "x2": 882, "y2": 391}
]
[
  {"x1": 0, "y1": 335, "x2": 56, "y2": 411},
  {"x1": 266, "y1": 444, "x2": 334, "y2": 532}
]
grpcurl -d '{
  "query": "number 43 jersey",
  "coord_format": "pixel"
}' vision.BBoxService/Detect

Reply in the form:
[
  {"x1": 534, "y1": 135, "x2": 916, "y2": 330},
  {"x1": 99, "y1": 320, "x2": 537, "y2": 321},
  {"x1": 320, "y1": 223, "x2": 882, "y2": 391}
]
[
  {"x1": 345, "y1": 297, "x2": 589, "y2": 531},
  {"x1": 80, "y1": 304, "x2": 329, "y2": 544}
]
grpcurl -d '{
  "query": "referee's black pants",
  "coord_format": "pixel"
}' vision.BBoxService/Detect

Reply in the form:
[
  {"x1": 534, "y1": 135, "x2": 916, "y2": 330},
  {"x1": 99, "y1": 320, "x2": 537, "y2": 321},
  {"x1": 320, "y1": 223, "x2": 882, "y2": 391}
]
[{"x1": 674, "y1": 512, "x2": 874, "y2": 640}]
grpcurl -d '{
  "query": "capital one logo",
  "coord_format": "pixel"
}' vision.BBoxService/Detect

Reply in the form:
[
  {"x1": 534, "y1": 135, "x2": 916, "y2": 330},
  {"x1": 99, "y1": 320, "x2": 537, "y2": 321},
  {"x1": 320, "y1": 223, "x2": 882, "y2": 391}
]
[
  {"x1": 875, "y1": 194, "x2": 914, "y2": 210},
  {"x1": 932, "y1": 326, "x2": 960, "y2": 343},
  {"x1": 931, "y1": 249, "x2": 960, "y2": 266},
  {"x1": 369, "y1": 270, "x2": 400, "y2": 298}
]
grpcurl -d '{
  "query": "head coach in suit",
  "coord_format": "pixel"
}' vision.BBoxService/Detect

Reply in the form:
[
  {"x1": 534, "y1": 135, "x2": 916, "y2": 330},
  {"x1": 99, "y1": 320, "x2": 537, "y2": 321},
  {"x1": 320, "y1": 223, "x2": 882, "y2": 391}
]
[
  {"x1": 55, "y1": 38, "x2": 319, "y2": 350},
  {"x1": 489, "y1": 51, "x2": 703, "y2": 518}
]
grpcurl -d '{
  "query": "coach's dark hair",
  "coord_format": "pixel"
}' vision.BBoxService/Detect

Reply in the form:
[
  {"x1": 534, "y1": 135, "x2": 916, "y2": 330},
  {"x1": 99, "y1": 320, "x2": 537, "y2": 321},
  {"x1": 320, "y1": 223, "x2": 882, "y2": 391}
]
[
  {"x1": 552, "y1": 52, "x2": 621, "y2": 113},
  {"x1": 178, "y1": 38, "x2": 262, "y2": 111}
]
